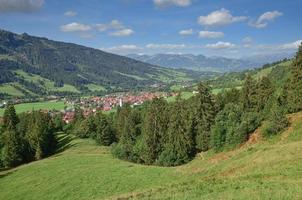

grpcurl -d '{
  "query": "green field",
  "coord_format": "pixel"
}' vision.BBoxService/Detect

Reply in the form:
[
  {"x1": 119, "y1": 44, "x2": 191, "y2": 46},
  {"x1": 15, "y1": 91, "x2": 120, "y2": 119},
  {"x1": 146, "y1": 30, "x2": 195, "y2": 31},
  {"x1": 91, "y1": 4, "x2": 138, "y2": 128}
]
[
  {"x1": 166, "y1": 91, "x2": 194, "y2": 102},
  {"x1": 1, "y1": 113, "x2": 301, "y2": 200},
  {"x1": 0, "y1": 101, "x2": 65, "y2": 116}
]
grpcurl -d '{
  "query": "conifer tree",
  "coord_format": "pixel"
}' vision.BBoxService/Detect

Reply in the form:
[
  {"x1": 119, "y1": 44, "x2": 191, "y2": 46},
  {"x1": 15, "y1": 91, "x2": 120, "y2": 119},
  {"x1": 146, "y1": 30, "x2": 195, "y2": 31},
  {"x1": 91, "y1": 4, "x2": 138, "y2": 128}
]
[
  {"x1": 286, "y1": 43, "x2": 302, "y2": 112},
  {"x1": 1, "y1": 105, "x2": 23, "y2": 167},
  {"x1": 193, "y1": 83, "x2": 216, "y2": 151},
  {"x1": 158, "y1": 97, "x2": 194, "y2": 166},
  {"x1": 256, "y1": 76, "x2": 274, "y2": 112},
  {"x1": 94, "y1": 112, "x2": 115, "y2": 146},
  {"x1": 241, "y1": 74, "x2": 257, "y2": 111},
  {"x1": 141, "y1": 98, "x2": 168, "y2": 164}
]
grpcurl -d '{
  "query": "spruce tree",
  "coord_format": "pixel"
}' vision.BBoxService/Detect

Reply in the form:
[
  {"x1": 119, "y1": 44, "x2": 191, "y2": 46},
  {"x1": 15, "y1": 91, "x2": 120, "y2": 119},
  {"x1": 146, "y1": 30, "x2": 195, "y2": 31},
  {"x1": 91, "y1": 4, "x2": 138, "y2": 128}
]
[
  {"x1": 286, "y1": 43, "x2": 302, "y2": 112},
  {"x1": 3, "y1": 104, "x2": 19, "y2": 130},
  {"x1": 158, "y1": 98, "x2": 194, "y2": 166},
  {"x1": 194, "y1": 83, "x2": 216, "y2": 152},
  {"x1": 1, "y1": 105, "x2": 23, "y2": 167},
  {"x1": 241, "y1": 74, "x2": 258, "y2": 111},
  {"x1": 256, "y1": 76, "x2": 274, "y2": 112},
  {"x1": 94, "y1": 112, "x2": 115, "y2": 146},
  {"x1": 141, "y1": 98, "x2": 168, "y2": 164}
]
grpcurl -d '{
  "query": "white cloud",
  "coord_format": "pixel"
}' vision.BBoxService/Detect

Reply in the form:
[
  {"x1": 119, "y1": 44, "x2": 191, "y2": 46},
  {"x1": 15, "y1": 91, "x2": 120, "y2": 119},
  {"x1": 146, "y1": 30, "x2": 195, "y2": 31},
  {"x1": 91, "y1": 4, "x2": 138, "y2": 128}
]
[
  {"x1": 242, "y1": 37, "x2": 252, "y2": 43},
  {"x1": 95, "y1": 20, "x2": 125, "y2": 32},
  {"x1": 146, "y1": 43, "x2": 187, "y2": 49},
  {"x1": 154, "y1": 0, "x2": 191, "y2": 8},
  {"x1": 179, "y1": 29, "x2": 193, "y2": 36},
  {"x1": 0, "y1": 0, "x2": 44, "y2": 12},
  {"x1": 60, "y1": 22, "x2": 92, "y2": 32},
  {"x1": 279, "y1": 40, "x2": 302, "y2": 50},
  {"x1": 206, "y1": 41, "x2": 235, "y2": 49},
  {"x1": 102, "y1": 44, "x2": 142, "y2": 54},
  {"x1": 250, "y1": 11, "x2": 283, "y2": 28},
  {"x1": 198, "y1": 8, "x2": 247, "y2": 27},
  {"x1": 109, "y1": 28, "x2": 134, "y2": 37},
  {"x1": 64, "y1": 10, "x2": 77, "y2": 17},
  {"x1": 199, "y1": 31, "x2": 224, "y2": 38}
]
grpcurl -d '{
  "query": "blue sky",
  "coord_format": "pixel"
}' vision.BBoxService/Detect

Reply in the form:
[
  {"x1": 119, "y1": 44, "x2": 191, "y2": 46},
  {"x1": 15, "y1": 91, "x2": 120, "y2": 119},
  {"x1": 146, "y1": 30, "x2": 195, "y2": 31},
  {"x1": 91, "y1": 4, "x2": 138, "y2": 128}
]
[{"x1": 0, "y1": 0, "x2": 301, "y2": 58}]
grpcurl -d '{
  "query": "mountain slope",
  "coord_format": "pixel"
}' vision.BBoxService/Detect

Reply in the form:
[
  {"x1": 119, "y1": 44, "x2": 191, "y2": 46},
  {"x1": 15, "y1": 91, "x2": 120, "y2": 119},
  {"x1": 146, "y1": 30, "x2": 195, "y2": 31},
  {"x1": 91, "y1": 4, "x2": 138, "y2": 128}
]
[
  {"x1": 127, "y1": 53, "x2": 255, "y2": 72},
  {"x1": 0, "y1": 30, "x2": 210, "y2": 97},
  {"x1": 127, "y1": 53, "x2": 294, "y2": 73},
  {"x1": 0, "y1": 112, "x2": 301, "y2": 200}
]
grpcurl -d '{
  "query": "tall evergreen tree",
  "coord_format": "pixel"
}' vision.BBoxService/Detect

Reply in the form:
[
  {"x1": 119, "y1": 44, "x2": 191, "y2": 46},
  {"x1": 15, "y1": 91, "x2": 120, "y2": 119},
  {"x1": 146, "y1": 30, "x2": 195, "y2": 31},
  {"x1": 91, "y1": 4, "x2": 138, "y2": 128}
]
[
  {"x1": 158, "y1": 97, "x2": 194, "y2": 166},
  {"x1": 255, "y1": 76, "x2": 274, "y2": 112},
  {"x1": 193, "y1": 83, "x2": 216, "y2": 151},
  {"x1": 1, "y1": 105, "x2": 23, "y2": 167},
  {"x1": 241, "y1": 74, "x2": 257, "y2": 111},
  {"x1": 286, "y1": 43, "x2": 302, "y2": 112},
  {"x1": 141, "y1": 98, "x2": 168, "y2": 164},
  {"x1": 94, "y1": 112, "x2": 116, "y2": 146},
  {"x1": 2, "y1": 104, "x2": 19, "y2": 130}
]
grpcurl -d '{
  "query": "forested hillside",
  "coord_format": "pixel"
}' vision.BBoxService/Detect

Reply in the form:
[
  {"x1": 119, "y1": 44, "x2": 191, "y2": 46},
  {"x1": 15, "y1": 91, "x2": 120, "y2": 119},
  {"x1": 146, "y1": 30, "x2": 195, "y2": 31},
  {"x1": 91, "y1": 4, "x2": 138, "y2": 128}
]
[{"x1": 0, "y1": 30, "x2": 212, "y2": 98}]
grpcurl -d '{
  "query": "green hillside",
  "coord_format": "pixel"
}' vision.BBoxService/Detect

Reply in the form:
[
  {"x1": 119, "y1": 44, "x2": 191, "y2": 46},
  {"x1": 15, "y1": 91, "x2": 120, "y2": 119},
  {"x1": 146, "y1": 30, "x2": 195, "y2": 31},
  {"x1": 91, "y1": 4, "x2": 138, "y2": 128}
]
[
  {"x1": 0, "y1": 112, "x2": 301, "y2": 200},
  {"x1": 0, "y1": 30, "x2": 213, "y2": 98}
]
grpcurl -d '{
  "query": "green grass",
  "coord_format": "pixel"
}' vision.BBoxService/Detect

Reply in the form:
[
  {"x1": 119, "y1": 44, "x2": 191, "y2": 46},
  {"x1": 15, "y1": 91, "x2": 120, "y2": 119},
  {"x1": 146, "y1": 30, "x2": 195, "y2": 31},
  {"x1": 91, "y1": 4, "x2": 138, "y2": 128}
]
[
  {"x1": 14, "y1": 70, "x2": 80, "y2": 93},
  {"x1": 0, "y1": 101, "x2": 65, "y2": 116},
  {"x1": 86, "y1": 84, "x2": 107, "y2": 92},
  {"x1": 0, "y1": 83, "x2": 24, "y2": 96},
  {"x1": 114, "y1": 71, "x2": 146, "y2": 81},
  {"x1": 0, "y1": 113, "x2": 301, "y2": 200},
  {"x1": 166, "y1": 91, "x2": 194, "y2": 102}
]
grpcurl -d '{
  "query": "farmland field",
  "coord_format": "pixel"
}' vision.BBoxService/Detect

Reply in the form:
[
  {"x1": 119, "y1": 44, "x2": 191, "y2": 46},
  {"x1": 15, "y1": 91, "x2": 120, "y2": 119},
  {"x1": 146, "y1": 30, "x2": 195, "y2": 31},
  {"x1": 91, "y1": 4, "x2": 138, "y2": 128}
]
[{"x1": 0, "y1": 101, "x2": 65, "y2": 116}]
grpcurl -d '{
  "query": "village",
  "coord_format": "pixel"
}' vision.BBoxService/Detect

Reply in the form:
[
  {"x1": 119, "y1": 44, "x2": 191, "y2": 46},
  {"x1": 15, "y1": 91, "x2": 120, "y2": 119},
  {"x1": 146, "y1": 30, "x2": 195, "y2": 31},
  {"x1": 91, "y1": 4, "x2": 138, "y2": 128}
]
[{"x1": 62, "y1": 92, "x2": 177, "y2": 123}]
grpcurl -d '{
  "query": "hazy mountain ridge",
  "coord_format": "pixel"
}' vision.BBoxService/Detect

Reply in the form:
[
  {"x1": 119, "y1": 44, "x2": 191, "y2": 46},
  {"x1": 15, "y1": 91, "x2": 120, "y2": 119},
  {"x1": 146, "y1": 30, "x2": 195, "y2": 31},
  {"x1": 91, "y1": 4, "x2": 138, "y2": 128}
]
[{"x1": 127, "y1": 52, "x2": 295, "y2": 72}]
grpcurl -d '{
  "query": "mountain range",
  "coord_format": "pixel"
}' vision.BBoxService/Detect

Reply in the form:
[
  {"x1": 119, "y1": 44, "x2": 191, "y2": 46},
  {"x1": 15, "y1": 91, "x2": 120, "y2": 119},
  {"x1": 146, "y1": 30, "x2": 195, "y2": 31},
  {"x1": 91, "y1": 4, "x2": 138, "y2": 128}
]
[{"x1": 127, "y1": 52, "x2": 295, "y2": 72}]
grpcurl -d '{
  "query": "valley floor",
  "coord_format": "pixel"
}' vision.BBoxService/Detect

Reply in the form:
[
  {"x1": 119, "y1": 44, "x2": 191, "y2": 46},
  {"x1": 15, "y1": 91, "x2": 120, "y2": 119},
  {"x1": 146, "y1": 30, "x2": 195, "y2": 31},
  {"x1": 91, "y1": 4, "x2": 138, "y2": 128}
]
[{"x1": 1, "y1": 113, "x2": 302, "y2": 200}]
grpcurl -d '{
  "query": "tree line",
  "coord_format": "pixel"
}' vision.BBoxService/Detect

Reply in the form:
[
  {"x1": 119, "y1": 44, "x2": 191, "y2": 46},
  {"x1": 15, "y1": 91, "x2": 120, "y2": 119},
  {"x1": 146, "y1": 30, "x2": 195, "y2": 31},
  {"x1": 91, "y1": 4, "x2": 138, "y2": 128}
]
[{"x1": 0, "y1": 106, "x2": 59, "y2": 168}]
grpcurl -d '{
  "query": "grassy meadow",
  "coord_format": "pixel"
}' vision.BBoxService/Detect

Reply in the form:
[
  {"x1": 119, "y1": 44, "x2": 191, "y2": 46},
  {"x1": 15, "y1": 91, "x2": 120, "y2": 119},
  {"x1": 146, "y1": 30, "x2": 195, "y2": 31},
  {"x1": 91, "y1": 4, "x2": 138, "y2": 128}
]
[
  {"x1": 0, "y1": 101, "x2": 65, "y2": 116},
  {"x1": 0, "y1": 113, "x2": 301, "y2": 200}
]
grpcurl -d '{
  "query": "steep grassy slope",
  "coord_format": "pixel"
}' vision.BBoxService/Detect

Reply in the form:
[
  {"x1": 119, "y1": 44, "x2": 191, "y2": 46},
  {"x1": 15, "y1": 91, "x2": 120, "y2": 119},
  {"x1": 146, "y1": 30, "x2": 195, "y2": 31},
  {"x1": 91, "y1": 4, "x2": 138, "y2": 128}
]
[{"x1": 0, "y1": 113, "x2": 301, "y2": 200}]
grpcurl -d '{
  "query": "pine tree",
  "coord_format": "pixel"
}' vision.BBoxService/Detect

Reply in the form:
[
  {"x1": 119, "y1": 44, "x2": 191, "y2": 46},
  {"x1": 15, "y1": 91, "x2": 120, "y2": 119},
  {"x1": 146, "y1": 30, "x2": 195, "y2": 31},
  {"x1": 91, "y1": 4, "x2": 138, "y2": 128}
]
[
  {"x1": 1, "y1": 129, "x2": 23, "y2": 167},
  {"x1": 158, "y1": 98, "x2": 194, "y2": 166},
  {"x1": 141, "y1": 98, "x2": 168, "y2": 164},
  {"x1": 255, "y1": 76, "x2": 274, "y2": 112},
  {"x1": 1, "y1": 105, "x2": 23, "y2": 167},
  {"x1": 3, "y1": 104, "x2": 19, "y2": 131},
  {"x1": 241, "y1": 74, "x2": 257, "y2": 111},
  {"x1": 194, "y1": 83, "x2": 216, "y2": 152},
  {"x1": 94, "y1": 112, "x2": 115, "y2": 146},
  {"x1": 286, "y1": 43, "x2": 302, "y2": 112}
]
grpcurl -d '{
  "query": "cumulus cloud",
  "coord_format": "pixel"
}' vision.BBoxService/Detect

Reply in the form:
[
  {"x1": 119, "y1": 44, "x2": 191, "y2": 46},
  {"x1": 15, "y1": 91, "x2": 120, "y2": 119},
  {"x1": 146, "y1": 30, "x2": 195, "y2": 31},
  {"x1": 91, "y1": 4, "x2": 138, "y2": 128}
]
[
  {"x1": 60, "y1": 22, "x2": 92, "y2": 32},
  {"x1": 198, "y1": 8, "x2": 247, "y2": 27},
  {"x1": 95, "y1": 20, "x2": 124, "y2": 32},
  {"x1": 250, "y1": 11, "x2": 283, "y2": 28},
  {"x1": 242, "y1": 37, "x2": 252, "y2": 43},
  {"x1": 154, "y1": 0, "x2": 191, "y2": 8},
  {"x1": 206, "y1": 41, "x2": 235, "y2": 49},
  {"x1": 102, "y1": 44, "x2": 142, "y2": 54},
  {"x1": 279, "y1": 40, "x2": 302, "y2": 50},
  {"x1": 146, "y1": 43, "x2": 187, "y2": 49},
  {"x1": 179, "y1": 29, "x2": 193, "y2": 36},
  {"x1": 199, "y1": 31, "x2": 224, "y2": 38},
  {"x1": 64, "y1": 10, "x2": 77, "y2": 17},
  {"x1": 109, "y1": 28, "x2": 134, "y2": 37},
  {"x1": 0, "y1": 0, "x2": 44, "y2": 13}
]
